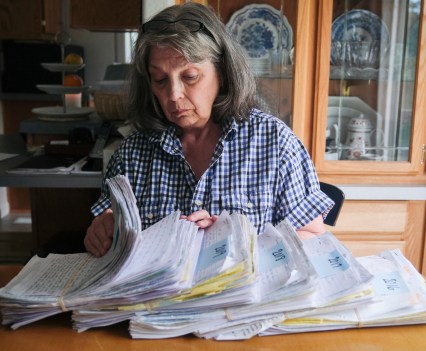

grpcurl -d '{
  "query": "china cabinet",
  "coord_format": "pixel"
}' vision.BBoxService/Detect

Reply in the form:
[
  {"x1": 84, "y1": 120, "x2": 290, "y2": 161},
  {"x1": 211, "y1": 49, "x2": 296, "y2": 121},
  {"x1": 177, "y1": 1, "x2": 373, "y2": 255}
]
[
  {"x1": 197, "y1": 0, "x2": 426, "y2": 271},
  {"x1": 202, "y1": 0, "x2": 425, "y2": 182}
]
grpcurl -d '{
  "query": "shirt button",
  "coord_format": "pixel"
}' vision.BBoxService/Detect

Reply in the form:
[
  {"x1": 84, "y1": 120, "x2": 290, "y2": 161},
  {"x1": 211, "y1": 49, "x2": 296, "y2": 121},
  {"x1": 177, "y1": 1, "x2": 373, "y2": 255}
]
[
  {"x1": 147, "y1": 213, "x2": 154, "y2": 219},
  {"x1": 195, "y1": 200, "x2": 203, "y2": 207},
  {"x1": 246, "y1": 202, "x2": 253, "y2": 209}
]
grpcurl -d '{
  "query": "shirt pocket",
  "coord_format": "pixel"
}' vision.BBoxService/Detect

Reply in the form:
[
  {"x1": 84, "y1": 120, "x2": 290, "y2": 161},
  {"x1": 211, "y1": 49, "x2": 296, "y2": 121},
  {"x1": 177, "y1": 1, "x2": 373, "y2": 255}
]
[
  {"x1": 138, "y1": 199, "x2": 177, "y2": 229},
  {"x1": 220, "y1": 190, "x2": 273, "y2": 231}
]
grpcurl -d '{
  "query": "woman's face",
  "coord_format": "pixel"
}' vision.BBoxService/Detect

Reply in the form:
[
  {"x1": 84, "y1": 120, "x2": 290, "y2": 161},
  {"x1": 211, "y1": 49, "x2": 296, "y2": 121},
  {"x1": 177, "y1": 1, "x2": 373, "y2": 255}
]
[{"x1": 148, "y1": 46, "x2": 220, "y2": 131}]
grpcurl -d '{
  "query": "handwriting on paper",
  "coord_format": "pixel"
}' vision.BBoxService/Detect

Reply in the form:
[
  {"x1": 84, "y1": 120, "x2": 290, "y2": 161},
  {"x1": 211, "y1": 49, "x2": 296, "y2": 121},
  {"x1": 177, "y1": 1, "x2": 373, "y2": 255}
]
[
  {"x1": 373, "y1": 271, "x2": 410, "y2": 296},
  {"x1": 310, "y1": 249, "x2": 349, "y2": 278},
  {"x1": 259, "y1": 241, "x2": 290, "y2": 273}
]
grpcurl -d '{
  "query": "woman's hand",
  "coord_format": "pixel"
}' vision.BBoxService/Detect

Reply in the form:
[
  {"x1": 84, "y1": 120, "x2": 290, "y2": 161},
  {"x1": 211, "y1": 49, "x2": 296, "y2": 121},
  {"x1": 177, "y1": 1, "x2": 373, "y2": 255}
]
[
  {"x1": 296, "y1": 215, "x2": 326, "y2": 240},
  {"x1": 180, "y1": 210, "x2": 218, "y2": 229},
  {"x1": 84, "y1": 208, "x2": 115, "y2": 257}
]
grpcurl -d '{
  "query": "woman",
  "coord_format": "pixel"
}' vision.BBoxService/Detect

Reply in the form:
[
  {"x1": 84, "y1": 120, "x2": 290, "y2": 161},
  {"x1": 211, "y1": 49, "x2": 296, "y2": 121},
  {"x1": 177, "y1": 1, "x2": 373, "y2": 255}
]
[{"x1": 84, "y1": 2, "x2": 334, "y2": 257}]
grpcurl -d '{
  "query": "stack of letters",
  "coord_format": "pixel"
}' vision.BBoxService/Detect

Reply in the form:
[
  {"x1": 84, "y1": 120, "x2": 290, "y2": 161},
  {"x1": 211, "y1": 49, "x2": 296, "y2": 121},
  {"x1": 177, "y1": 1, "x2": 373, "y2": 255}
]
[{"x1": 1, "y1": 175, "x2": 426, "y2": 340}]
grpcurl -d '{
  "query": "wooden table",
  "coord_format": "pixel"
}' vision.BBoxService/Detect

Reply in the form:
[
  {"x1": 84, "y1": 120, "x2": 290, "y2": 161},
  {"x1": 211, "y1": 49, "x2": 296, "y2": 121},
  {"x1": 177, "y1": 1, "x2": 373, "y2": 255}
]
[{"x1": 2, "y1": 265, "x2": 426, "y2": 351}]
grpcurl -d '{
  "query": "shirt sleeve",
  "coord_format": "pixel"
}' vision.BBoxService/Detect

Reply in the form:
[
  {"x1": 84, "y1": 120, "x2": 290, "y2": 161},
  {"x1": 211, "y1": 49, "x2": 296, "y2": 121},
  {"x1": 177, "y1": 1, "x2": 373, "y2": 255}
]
[
  {"x1": 90, "y1": 150, "x2": 124, "y2": 216},
  {"x1": 276, "y1": 131, "x2": 335, "y2": 229}
]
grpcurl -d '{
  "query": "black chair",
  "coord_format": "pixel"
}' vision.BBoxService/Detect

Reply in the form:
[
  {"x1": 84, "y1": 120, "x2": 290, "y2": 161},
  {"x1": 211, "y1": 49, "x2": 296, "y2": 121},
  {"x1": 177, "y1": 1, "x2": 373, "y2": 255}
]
[{"x1": 319, "y1": 182, "x2": 345, "y2": 226}]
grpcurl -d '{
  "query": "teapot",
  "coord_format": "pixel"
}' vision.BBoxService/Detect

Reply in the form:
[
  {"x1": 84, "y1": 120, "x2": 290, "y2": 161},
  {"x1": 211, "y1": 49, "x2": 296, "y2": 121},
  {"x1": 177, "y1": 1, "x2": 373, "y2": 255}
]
[{"x1": 344, "y1": 114, "x2": 374, "y2": 159}]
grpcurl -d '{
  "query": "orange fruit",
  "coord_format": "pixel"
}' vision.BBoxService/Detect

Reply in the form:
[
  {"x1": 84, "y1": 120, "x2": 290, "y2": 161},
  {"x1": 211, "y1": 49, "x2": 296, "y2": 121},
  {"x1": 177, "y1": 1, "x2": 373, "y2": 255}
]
[
  {"x1": 64, "y1": 74, "x2": 83, "y2": 87},
  {"x1": 64, "y1": 53, "x2": 83, "y2": 65}
]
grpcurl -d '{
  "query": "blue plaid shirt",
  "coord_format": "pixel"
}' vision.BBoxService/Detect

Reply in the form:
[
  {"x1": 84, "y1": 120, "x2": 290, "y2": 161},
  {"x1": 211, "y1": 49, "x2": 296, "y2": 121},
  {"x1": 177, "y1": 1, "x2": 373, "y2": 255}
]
[{"x1": 92, "y1": 109, "x2": 334, "y2": 233}]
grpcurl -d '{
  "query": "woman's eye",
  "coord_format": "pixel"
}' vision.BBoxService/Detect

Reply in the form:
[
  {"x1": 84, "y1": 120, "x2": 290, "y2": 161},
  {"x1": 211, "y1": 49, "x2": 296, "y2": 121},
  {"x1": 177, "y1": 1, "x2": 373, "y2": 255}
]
[
  {"x1": 153, "y1": 77, "x2": 167, "y2": 84},
  {"x1": 184, "y1": 75, "x2": 197, "y2": 81}
]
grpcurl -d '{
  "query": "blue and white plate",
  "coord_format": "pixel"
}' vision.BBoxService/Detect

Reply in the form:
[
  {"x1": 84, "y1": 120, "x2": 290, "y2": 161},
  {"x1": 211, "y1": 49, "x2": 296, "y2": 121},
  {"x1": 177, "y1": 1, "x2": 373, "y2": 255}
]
[
  {"x1": 332, "y1": 9, "x2": 390, "y2": 43},
  {"x1": 226, "y1": 4, "x2": 293, "y2": 58}
]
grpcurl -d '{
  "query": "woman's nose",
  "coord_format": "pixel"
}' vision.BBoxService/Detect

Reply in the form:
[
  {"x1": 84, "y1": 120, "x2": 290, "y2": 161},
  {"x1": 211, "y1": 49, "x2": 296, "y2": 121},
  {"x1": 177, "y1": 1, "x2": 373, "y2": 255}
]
[{"x1": 169, "y1": 79, "x2": 184, "y2": 101}]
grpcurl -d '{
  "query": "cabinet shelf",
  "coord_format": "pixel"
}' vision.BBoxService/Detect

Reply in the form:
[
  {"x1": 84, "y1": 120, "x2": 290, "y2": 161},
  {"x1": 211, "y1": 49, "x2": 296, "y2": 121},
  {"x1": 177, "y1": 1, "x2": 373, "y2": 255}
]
[
  {"x1": 254, "y1": 65, "x2": 294, "y2": 79},
  {"x1": 330, "y1": 66, "x2": 386, "y2": 80},
  {"x1": 326, "y1": 145, "x2": 410, "y2": 162},
  {"x1": 329, "y1": 66, "x2": 416, "y2": 82}
]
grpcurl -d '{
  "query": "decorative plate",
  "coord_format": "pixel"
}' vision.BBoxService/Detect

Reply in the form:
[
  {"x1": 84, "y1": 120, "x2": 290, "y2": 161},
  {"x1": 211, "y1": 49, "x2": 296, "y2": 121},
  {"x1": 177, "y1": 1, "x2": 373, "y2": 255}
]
[
  {"x1": 41, "y1": 63, "x2": 85, "y2": 72},
  {"x1": 332, "y1": 9, "x2": 390, "y2": 43},
  {"x1": 32, "y1": 106, "x2": 95, "y2": 118},
  {"x1": 226, "y1": 4, "x2": 293, "y2": 58},
  {"x1": 36, "y1": 84, "x2": 90, "y2": 94}
]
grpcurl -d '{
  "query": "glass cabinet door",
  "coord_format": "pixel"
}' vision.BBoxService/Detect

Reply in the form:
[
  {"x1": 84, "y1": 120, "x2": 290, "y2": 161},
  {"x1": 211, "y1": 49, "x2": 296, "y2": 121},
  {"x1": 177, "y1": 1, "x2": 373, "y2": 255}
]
[
  {"x1": 206, "y1": 0, "x2": 297, "y2": 127},
  {"x1": 321, "y1": 0, "x2": 421, "y2": 166}
]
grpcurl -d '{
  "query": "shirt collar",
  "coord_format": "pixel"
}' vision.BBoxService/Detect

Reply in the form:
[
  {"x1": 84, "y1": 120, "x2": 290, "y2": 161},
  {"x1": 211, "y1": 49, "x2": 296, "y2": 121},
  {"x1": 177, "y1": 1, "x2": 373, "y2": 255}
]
[
  {"x1": 145, "y1": 126, "x2": 181, "y2": 155},
  {"x1": 221, "y1": 118, "x2": 237, "y2": 142},
  {"x1": 148, "y1": 117, "x2": 238, "y2": 155}
]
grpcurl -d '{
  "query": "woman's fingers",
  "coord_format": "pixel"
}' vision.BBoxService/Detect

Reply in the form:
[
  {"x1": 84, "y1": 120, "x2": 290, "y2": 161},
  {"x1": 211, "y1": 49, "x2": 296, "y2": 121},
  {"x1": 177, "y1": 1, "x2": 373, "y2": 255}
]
[
  {"x1": 184, "y1": 210, "x2": 217, "y2": 228},
  {"x1": 85, "y1": 209, "x2": 218, "y2": 256},
  {"x1": 84, "y1": 209, "x2": 114, "y2": 257}
]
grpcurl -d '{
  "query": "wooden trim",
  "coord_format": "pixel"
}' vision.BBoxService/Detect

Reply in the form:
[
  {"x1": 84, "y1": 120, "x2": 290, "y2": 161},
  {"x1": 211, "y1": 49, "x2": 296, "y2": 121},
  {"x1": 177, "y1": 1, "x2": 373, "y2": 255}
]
[
  {"x1": 411, "y1": 1, "x2": 426, "y2": 172},
  {"x1": 405, "y1": 201, "x2": 426, "y2": 271},
  {"x1": 42, "y1": 0, "x2": 61, "y2": 35},
  {"x1": 175, "y1": 0, "x2": 208, "y2": 3},
  {"x1": 70, "y1": 0, "x2": 141, "y2": 31},
  {"x1": 317, "y1": 161, "x2": 423, "y2": 176},
  {"x1": 290, "y1": 0, "x2": 318, "y2": 151},
  {"x1": 318, "y1": 173, "x2": 426, "y2": 185},
  {"x1": 422, "y1": 203, "x2": 426, "y2": 274},
  {"x1": 311, "y1": 0, "x2": 333, "y2": 164}
]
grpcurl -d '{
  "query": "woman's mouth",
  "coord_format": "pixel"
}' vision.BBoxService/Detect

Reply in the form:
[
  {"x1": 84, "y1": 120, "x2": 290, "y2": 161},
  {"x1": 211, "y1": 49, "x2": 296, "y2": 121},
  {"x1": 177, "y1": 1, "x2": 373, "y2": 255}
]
[{"x1": 171, "y1": 109, "x2": 189, "y2": 118}]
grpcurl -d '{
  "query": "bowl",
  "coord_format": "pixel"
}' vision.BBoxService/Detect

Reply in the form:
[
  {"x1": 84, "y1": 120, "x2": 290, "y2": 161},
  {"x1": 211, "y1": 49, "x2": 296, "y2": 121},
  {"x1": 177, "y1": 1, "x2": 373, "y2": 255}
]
[{"x1": 330, "y1": 40, "x2": 387, "y2": 68}]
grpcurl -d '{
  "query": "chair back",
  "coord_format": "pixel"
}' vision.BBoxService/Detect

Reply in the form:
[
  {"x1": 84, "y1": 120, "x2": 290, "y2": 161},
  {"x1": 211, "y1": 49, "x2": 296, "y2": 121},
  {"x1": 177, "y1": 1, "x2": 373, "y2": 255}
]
[{"x1": 319, "y1": 182, "x2": 345, "y2": 226}]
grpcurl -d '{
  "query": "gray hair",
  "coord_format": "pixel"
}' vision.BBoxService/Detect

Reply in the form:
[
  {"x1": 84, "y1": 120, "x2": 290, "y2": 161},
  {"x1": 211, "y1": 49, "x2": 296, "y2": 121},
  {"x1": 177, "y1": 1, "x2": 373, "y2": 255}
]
[{"x1": 126, "y1": 2, "x2": 256, "y2": 132}]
